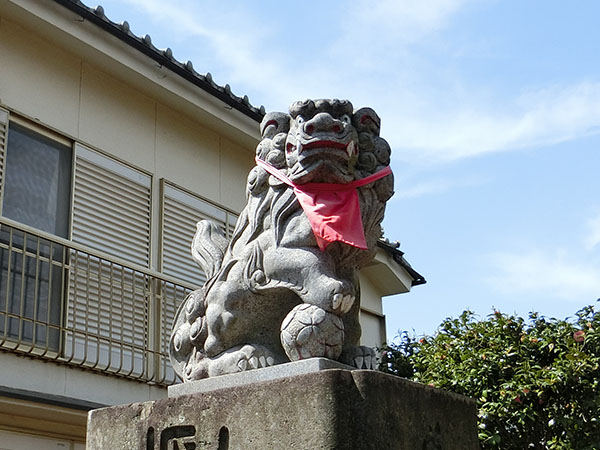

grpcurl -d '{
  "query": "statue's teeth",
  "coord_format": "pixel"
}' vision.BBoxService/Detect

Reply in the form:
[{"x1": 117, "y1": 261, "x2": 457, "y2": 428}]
[{"x1": 347, "y1": 141, "x2": 356, "y2": 157}]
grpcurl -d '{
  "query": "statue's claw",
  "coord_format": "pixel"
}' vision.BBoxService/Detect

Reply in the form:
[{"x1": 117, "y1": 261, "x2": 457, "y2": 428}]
[
  {"x1": 331, "y1": 290, "x2": 355, "y2": 315},
  {"x1": 341, "y1": 295, "x2": 354, "y2": 314},
  {"x1": 315, "y1": 276, "x2": 356, "y2": 316},
  {"x1": 183, "y1": 347, "x2": 208, "y2": 381},
  {"x1": 332, "y1": 293, "x2": 344, "y2": 310},
  {"x1": 341, "y1": 345, "x2": 377, "y2": 369}
]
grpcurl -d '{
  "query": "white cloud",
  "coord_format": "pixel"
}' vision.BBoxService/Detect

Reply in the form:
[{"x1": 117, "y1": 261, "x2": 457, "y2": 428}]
[
  {"x1": 486, "y1": 249, "x2": 600, "y2": 302},
  {"x1": 390, "y1": 82, "x2": 600, "y2": 163},
  {"x1": 392, "y1": 176, "x2": 486, "y2": 200},
  {"x1": 335, "y1": 0, "x2": 472, "y2": 59}
]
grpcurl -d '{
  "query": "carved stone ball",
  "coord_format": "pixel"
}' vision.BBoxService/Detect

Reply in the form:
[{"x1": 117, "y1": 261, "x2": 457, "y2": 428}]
[{"x1": 280, "y1": 304, "x2": 344, "y2": 361}]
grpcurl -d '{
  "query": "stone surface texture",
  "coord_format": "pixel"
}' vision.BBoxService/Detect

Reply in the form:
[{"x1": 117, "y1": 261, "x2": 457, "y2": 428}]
[
  {"x1": 87, "y1": 369, "x2": 480, "y2": 450},
  {"x1": 168, "y1": 358, "x2": 355, "y2": 397},
  {"x1": 170, "y1": 99, "x2": 395, "y2": 381}
]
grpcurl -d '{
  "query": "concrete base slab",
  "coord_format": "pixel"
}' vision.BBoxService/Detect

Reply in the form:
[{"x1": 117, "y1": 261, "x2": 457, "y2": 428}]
[
  {"x1": 168, "y1": 358, "x2": 355, "y2": 397},
  {"x1": 87, "y1": 369, "x2": 480, "y2": 450}
]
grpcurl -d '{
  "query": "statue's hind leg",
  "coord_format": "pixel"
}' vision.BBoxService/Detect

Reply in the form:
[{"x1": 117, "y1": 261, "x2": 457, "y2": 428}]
[
  {"x1": 202, "y1": 275, "x2": 298, "y2": 363},
  {"x1": 169, "y1": 288, "x2": 208, "y2": 380},
  {"x1": 205, "y1": 344, "x2": 283, "y2": 377}
]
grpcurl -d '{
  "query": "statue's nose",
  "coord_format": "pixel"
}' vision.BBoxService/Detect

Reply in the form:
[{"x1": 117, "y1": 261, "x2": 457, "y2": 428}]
[{"x1": 304, "y1": 113, "x2": 344, "y2": 134}]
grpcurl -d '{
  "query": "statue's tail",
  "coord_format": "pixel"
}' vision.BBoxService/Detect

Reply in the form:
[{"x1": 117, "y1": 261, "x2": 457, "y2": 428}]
[
  {"x1": 169, "y1": 220, "x2": 229, "y2": 381},
  {"x1": 191, "y1": 220, "x2": 228, "y2": 279}
]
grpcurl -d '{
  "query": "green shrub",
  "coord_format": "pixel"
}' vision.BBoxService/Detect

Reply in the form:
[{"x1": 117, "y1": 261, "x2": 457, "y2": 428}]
[{"x1": 379, "y1": 303, "x2": 600, "y2": 449}]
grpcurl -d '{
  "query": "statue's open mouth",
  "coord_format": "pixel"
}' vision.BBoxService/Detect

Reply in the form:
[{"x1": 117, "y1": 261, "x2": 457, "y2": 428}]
[
  {"x1": 287, "y1": 139, "x2": 356, "y2": 158},
  {"x1": 302, "y1": 140, "x2": 346, "y2": 151}
]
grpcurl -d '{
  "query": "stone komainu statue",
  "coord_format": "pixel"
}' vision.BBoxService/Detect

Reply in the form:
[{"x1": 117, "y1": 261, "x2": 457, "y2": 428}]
[{"x1": 169, "y1": 99, "x2": 394, "y2": 380}]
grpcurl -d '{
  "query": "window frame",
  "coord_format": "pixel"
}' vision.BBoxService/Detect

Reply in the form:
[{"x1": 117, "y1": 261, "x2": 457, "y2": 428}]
[{"x1": 0, "y1": 110, "x2": 73, "y2": 353}]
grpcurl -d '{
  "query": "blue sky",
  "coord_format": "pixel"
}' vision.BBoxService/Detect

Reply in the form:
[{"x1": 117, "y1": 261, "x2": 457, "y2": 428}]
[{"x1": 97, "y1": 0, "x2": 600, "y2": 341}]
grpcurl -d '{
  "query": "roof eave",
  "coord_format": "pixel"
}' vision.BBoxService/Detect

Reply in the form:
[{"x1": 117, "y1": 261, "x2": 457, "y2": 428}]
[
  {"x1": 53, "y1": 0, "x2": 265, "y2": 123},
  {"x1": 377, "y1": 239, "x2": 426, "y2": 287}
]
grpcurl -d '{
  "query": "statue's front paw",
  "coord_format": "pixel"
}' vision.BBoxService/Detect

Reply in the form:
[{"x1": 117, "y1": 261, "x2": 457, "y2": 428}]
[
  {"x1": 341, "y1": 346, "x2": 377, "y2": 369},
  {"x1": 324, "y1": 279, "x2": 355, "y2": 315},
  {"x1": 301, "y1": 277, "x2": 354, "y2": 315},
  {"x1": 280, "y1": 304, "x2": 344, "y2": 361}
]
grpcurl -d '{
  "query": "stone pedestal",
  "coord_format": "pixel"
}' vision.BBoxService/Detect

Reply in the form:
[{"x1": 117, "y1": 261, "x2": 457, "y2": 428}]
[{"x1": 87, "y1": 362, "x2": 479, "y2": 450}]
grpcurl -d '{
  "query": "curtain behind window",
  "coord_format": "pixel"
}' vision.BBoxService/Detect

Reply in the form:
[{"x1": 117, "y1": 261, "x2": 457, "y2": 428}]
[{"x1": 3, "y1": 123, "x2": 72, "y2": 238}]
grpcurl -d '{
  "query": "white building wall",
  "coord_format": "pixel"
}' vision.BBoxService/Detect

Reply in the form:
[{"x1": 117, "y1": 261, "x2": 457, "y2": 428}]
[
  {"x1": 359, "y1": 273, "x2": 387, "y2": 348},
  {"x1": 0, "y1": 15, "x2": 81, "y2": 138},
  {"x1": 0, "y1": 429, "x2": 85, "y2": 450},
  {"x1": 0, "y1": 10, "x2": 255, "y2": 210}
]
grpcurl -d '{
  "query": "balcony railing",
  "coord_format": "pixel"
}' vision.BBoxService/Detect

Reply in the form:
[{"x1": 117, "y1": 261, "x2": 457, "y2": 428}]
[{"x1": 0, "y1": 217, "x2": 194, "y2": 386}]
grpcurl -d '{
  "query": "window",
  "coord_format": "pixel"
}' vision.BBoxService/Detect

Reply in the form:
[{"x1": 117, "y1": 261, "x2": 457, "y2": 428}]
[
  {"x1": 0, "y1": 120, "x2": 72, "y2": 350},
  {"x1": 71, "y1": 144, "x2": 151, "y2": 266},
  {"x1": 1, "y1": 123, "x2": 72, "y2": 237},
  {"x1": 0, "y1": 112, "x2": 152, "y2": 357}
]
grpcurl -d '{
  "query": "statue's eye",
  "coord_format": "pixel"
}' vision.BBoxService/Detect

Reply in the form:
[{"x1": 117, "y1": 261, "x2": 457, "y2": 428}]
[
  {"x1": 341, "y1": 114, "x2": 351, "y2": 125},
  {"x1": 296, "y1": 116, "x2": 305, "y2": 125}
]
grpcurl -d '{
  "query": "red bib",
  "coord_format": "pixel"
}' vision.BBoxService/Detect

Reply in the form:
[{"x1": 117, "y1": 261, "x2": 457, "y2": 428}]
[{"x1": 255, "y1": 158, "x2": 392, "y2": 251}]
